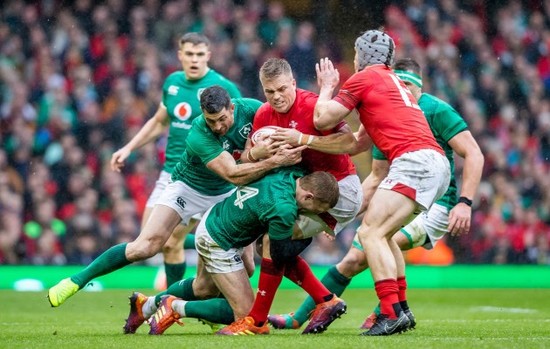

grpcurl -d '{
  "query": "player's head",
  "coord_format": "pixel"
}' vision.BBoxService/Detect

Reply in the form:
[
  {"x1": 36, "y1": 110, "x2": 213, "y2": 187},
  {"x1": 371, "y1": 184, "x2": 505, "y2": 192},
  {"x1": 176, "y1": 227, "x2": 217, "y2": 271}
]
[
  {"x1": 259, "y1": 58, "x2": 297, "y2": 114},
  {"x1": 296, "y1": 171, "x2": 339, "y2": 214},
  {"x1": 354, "y1": 29, "x2": 395, "y2": 71},
  {"x1": 178, "y1": 32, "x2": 211, "y2": 80},
  {"x1": 200, "y1": 85, "x2": 234, "y2": 135},
  {"x1": 393, "y1": 58, "x2": 423, "y2": 97}
]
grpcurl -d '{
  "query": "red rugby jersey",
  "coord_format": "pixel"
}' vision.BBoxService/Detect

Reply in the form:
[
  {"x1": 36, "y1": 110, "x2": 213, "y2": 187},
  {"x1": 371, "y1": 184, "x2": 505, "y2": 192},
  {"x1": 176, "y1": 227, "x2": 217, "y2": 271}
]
[
  {"x1": 253, "y1": 88, "x2": 356, "y2": 181},
  {"x1": 334, "y1": 64, "x2": 443, "y2": 162}
]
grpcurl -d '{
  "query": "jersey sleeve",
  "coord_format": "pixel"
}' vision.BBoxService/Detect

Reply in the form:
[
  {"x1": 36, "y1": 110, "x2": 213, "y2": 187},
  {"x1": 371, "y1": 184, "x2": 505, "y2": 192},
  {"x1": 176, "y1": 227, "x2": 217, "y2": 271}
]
[
  {"x1": 161, "y1": 75, "x2": 172, "y2": 108},
  {"x1": 185, "y1": 127, "x2": 225, "y2": 164},
  {"x1": 431, "y1": 103, "x2": 468, "y2": 143},
  {"x1": 372, "y1": 145, "x2": 386, "y2": 160},
  {"x1": 264, "y1": 203, "x2": 298, "y2": 240},
  {"x1": 333, "y1": 73, "x2": 368, "y2": 111},
  {"x1": 160, "y1": 72, "x2": 177, "y2": 108}
]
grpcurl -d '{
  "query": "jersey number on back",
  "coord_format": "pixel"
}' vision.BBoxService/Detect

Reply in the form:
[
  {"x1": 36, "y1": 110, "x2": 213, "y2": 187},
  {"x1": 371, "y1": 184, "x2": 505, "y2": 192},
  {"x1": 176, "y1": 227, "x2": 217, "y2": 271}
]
[
  {"x1": 234, "y1": 187, "x2": 259, "y2": 209},
  {"x1": 390, "y1": 75, "x2": 421, "y2": 110}
]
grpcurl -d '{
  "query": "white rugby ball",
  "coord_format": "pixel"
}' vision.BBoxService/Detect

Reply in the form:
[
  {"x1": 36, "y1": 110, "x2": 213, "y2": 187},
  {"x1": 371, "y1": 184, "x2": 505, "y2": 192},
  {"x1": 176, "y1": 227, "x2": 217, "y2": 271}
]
[{"x1": 251, "y1": 125, "x2": 280, "y2": 145}]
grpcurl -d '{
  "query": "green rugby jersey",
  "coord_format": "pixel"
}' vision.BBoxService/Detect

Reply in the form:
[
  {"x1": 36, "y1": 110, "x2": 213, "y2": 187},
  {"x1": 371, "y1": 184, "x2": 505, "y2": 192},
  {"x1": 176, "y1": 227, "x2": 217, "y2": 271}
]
[
  {"x1": 206, "y1": 168, "x2": 306, "y2": 251},
  {"x1": 372, "y1": 92, "x2": 467, "y2": 210},
  {"x1": 171, "y1": 98, "x2": 262, "y2": 195},
  {"x1": 161, "y1": 69, "x2": 241, "y2": 173}
]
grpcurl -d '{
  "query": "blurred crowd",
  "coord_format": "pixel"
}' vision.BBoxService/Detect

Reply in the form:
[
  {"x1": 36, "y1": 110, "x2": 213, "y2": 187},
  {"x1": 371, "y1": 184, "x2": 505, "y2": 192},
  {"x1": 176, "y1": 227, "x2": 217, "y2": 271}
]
[{"x1": 0, "y1": 0, "x2": 549, "y2": 266}]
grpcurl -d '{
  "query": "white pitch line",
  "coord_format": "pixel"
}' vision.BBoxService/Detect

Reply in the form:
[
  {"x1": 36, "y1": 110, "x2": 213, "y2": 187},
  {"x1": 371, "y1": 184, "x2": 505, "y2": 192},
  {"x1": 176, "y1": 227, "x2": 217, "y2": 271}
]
[
  {"x1": 421, "y1": 319, "x2": 550, "y2": 322},
  {"x1": 470, "y1": 306, "x2": 538, "y2": 314}
]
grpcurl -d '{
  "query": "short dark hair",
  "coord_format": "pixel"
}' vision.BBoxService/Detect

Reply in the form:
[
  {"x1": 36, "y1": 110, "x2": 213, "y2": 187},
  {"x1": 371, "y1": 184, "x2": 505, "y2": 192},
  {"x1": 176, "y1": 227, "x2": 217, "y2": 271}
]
[
  {"x1": 393, "y1": 58, "x2": 421, "y2": 75},
  {"x1": 200, "y1": 86, "x2": 231, "y2": 114},
  {"x1": 300, "y1": 171, "x2": 339, "y2": 208},
  {"x1": 179, "y1": 32, "x2": 210, "y2": 48},
  {"x1": 259, "y1": 58, "x2": 293, "y2": 80}
]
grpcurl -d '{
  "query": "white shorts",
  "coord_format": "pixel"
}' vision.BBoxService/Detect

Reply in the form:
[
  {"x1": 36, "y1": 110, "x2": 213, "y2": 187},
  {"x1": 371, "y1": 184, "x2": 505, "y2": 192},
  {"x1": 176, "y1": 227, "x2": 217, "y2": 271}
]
[
  {"x1": 352, "y1": 202, "x2": 449, "y2": 251},
  {"x1": 145, "y1": 170, "x2": 171, "y2": 208},
  {"x1": 296, "y1": 174, "x2": 362, "y2": 238},
  {"x1": 400, "y1": 202, "x2": 449, "y2": 249},
  {"x1": 379, "y1": 149, "x2": 450, "y2": 211},
  {"x1": 195, "y1": 208, "x2": 245, "y2": 274},
  {"x1": 155, "y1": 180, "x2": 234, "y2": 225},
  {"x1": 146, "y1": 171, "x2": 203, "y2": 221}
]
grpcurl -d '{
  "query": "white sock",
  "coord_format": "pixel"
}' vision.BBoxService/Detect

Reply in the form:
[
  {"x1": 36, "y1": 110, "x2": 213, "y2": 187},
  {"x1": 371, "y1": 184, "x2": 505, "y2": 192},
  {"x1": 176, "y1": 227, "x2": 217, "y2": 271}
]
[
  {"x1": 172, "y1": 299, "x2": 188, "y2": 317},
  {"x1": 142, "y1": 297, "x2": 158, "y2": 319}
]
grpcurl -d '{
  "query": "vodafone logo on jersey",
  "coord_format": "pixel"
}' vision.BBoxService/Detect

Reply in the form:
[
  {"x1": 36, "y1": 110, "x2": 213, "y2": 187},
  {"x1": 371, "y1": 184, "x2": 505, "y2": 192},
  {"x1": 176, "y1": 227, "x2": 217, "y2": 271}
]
[{"x1": 173, "y1": 102, "x2": 192, "y2": 121}]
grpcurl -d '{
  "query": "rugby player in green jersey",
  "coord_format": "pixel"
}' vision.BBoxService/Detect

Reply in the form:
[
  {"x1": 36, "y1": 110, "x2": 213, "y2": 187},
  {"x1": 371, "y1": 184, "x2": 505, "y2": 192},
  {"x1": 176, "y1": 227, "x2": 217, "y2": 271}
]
[
  {"x1": 121, "y1": 169, "x2": 341, "y2": 335},
  {"x1": 268, "y1": 58, "x2": 484, "y2": 334},
  {"x1": 48, "y1": 86, "x2": 304, "y2": 313},
  {"x1": 110, "y1": 33, "x2": 241, "y2": 287}
]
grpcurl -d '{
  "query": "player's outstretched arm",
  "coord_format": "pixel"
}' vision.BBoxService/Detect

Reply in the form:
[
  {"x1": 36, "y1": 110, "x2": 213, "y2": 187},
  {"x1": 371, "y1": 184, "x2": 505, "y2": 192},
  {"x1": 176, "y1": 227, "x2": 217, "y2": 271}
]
[{"x1": 271, "y1": 123, "x2": 372, "y2": 155}]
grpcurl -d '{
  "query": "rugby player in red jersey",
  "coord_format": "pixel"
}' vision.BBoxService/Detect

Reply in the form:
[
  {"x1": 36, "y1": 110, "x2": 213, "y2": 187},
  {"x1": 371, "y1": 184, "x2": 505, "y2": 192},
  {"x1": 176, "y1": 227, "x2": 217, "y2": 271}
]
[
  {"x1": 314, "y1": 29, "x2": 451, "y2": 336},
  {"x1": 229, "y1": 58, "x2": 365, "y2": 335}
]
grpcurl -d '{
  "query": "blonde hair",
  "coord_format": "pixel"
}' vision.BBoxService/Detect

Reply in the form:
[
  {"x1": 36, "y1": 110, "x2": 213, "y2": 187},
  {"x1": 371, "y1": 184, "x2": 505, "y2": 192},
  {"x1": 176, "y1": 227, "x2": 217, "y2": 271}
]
[{"x1": 259, "y1": 58, "x2": 293, "y2": 80}]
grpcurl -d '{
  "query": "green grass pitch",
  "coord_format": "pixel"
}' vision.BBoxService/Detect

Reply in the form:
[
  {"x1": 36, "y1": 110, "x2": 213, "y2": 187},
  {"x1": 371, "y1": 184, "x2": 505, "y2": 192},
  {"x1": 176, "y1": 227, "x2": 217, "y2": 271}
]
[{"x1": 1, "y1": 288, "x2": 549, "y2": 349}]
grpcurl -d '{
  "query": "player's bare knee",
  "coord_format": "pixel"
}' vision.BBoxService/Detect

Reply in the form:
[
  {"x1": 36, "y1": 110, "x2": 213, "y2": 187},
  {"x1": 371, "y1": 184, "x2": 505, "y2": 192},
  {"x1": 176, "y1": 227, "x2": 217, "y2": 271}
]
[
  {"x1": 192, "y1": 279, "x2": 219, "y2": 299},
  {"x1": 194, "y1": 287, "x2": 219, "y2": 299},
  {"x1": 130, "y1": 236, "x2": 167, "y2": 259},
  {"x1": 358, "y1": 226, "x2": 388, "y2": 245},
  {"x1": 126, "y1": 242, "x2": 155, "y2": 260}
]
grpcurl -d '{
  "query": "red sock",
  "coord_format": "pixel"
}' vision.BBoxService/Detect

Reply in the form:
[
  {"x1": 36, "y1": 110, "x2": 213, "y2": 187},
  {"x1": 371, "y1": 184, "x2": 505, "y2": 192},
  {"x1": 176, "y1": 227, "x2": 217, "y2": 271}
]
[
  {"x1": 397, "y1": 276, "x2": 407, "y2": 302},
  {"x1": 284, "y1": 256, "x2": 332, "y2": 304},
  {"x1": 374, "y1": 279, "x2": 400, "y2": 319},
  {"x1": 248, "y1": 258, "x2": 283, "y2": 326}
]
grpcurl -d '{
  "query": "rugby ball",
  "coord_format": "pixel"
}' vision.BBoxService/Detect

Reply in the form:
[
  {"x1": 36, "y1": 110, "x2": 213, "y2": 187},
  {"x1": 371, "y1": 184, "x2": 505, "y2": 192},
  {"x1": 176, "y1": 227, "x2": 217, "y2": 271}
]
[{"x1": 251, "y1": 125, "x2": 280, "y2": 145}]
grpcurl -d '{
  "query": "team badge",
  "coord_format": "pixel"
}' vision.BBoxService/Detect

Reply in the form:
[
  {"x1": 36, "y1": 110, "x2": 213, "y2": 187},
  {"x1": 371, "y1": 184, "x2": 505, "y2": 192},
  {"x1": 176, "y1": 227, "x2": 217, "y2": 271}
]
[{"x1": 239, "y1": 123, "x2": 252, "y2": 138}]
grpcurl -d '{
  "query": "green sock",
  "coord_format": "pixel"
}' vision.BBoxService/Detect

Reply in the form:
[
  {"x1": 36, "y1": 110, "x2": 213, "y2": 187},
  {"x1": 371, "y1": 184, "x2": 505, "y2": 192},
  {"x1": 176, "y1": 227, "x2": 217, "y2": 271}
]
[
  {"x1": 183, "y1": 234, "x2": 196, "y2": 249},
  {"x1": 165, "y1": 262, "x2": 186, "y2": 287},
  {"x1": 293, "y1": 266, "x2": 351, "y2": 325},
  {"x1": 373, "y1": 303, "x2": 381, "y2": 316},
  {"x1": 185, "y1": 298, "x2": 234, "y2": 324},
  {"x1": 70, "y1": 243, "x2": 131, "y2": 289},
  {"x1": 155, "y1": 277, "x2": 197, "y2": 306}
]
